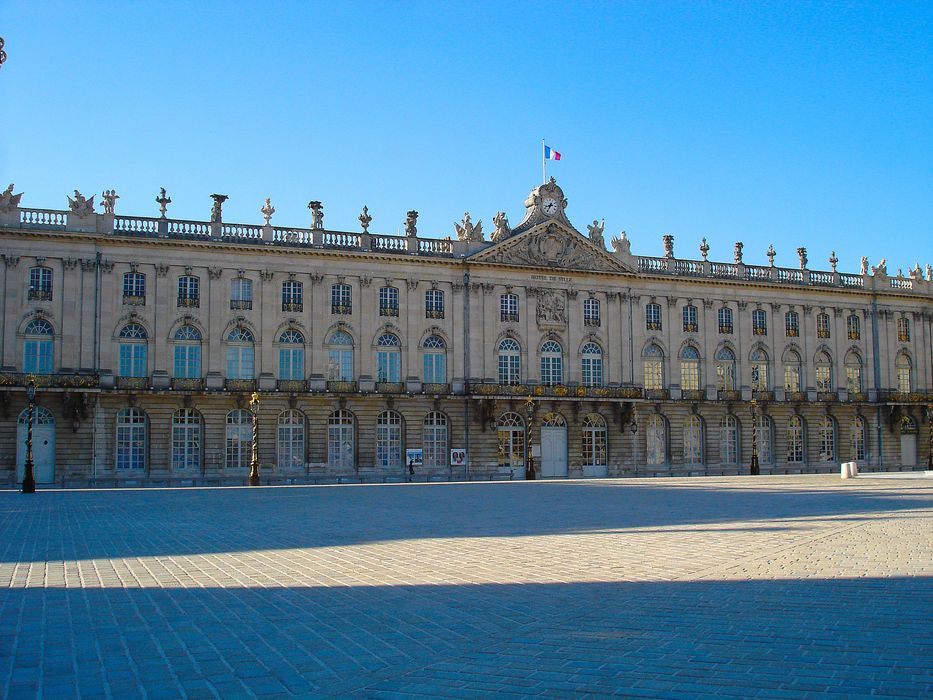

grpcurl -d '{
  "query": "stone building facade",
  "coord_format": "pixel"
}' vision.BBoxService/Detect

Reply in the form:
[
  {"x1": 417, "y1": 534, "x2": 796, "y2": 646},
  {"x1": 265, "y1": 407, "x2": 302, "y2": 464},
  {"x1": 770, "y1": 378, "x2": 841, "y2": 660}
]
[{"x1": 0, "y1": 180, "x2": 931, "y2": 486}]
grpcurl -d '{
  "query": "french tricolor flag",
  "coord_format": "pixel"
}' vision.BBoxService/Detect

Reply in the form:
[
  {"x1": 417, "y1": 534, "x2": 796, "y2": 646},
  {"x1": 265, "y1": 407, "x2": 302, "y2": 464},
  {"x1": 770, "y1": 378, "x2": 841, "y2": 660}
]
[{"x1": 544, "y1": 145, "x2": 561, "y2": 161}]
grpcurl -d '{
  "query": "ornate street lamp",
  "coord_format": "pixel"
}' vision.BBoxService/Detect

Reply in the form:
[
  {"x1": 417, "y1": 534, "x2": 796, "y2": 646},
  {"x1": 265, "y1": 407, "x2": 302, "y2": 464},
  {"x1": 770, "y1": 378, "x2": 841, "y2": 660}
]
[
  {"x1": 927, "y1": 404, "x2": 932, "y2": 468},
  {"x1": 749, "y1": 399, "x2": 760, "y2": 476},
  {"x1": 22, "y1": 377, "x2": 37, "y2": 494},
  {"x1": 248, "y1": 392, "x2": 261, "y2": 486},
  {"x1": 630, "y1": 418, "x2": 638, "y2": 471}
]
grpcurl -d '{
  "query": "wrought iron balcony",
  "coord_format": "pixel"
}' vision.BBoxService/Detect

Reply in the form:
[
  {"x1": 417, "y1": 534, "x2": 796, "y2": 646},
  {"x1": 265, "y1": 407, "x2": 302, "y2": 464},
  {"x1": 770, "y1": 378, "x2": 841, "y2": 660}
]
[
  {"x1": 425, "y1": 308, "x2": 445, "y2": 319},
  {"x1": 276, "y1": 379, "x2": 307, "y2": 392},
  {"x1": 331, "y1": 304, "x2": 351, "y2": 315},
  {"x1": 282, "y1": 302, "x2": 303, "y2": 312},
  {"x1": 326, "y1": 380, "x2": 357, "y2": 393},
  {"x1": 717, "y1": 390, "x2": 741, "y2": 401},
  {"x1": 123, "y1": 294, "x2": 146, "y2": 306},
  {"x1": 422, "y1": 383, "x2": 450, "y2": 394},
  {"x1": 379, "y1": 306, "x2": 399, "y2": 317},
  {"x1": 171, "y1": 378, "x2": 204, "y2": 391},
  {"x1": 500, "y1": 312, "x2": 519, "y2": 323},
  {"x1": 28, "y1": 289, "x2": 52, "y2": 301},
  {"x1": 116, "y1": 376, "x2": 149, "y2": 390},
  {"x1": 230, "y1": 299, "x2": 252, "y2": 310},
  {"x1": 375, "y1": 382, "x2": 405, "y2": 393},
  {"x1": 177, "y1": 295, "x2": 200, "y2": 308},
  {"x1": 225, "y1": 379, "x2": 256, "y2": 392}
]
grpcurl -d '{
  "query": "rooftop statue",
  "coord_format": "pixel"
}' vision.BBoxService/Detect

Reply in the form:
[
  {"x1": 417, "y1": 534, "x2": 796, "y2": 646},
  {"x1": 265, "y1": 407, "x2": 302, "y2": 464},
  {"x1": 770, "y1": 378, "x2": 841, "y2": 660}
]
[
  {"x1": 454, "y1": 212, "x2": 483, "y2": 242},
  {"x1": 101, "y1": 189, "x2": 119, "y2": 215},
  {"x1": 156, "y1": 187, "x2": 172, "y2": 218},
  {"x1": 307, "y1": 200, "x2": 324, "y2": 230},
  {"x1": 261, "y1": 198, "x2": 275, "y2": 225},
  {"x1": 405, "y1": 210, "x2": 418, "y2": 237},
  {"x1": 860, "y1": 256, "x2": 869, "y2": 275},
  {"x1": 68, "y1": 189, "x2": 95, "y2": 217},
  {"x1": 734, "y1": 241, "x2": 744, "y2": 264},
  {"x1": 491, "y1": 211, "x2": 510, "y2": 242},
  {"x1": 610, "y1": 231, "x2": 631, "y2": 256},
  {"x1": 587, "y1": 219, "x2": 605, "y2": 247},
  {"x1": 872, "y1": 258, "x2": 887, "y2": 276},
  {"x1": 210, "y1": 194, "x2": 228, "y2": 223},
  {"x1": 0, "y1": 183, "x2": 23, "y2": 213}
]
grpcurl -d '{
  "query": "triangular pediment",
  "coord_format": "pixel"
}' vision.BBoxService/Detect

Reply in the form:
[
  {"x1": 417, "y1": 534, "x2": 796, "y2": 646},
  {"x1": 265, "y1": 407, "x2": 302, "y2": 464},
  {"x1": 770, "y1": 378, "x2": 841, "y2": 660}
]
[{"x1": 469, "y1": 221, "x2": 635, "y2": 274}]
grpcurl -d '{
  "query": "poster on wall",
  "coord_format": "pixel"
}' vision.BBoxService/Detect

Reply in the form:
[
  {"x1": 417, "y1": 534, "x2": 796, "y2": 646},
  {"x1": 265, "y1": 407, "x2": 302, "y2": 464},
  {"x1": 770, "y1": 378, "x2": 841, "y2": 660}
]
[
  {"x1": 405, "y1": 449, "x2": 423, "y2": 466},
  {"x1": 450, "y1": 449, "x2": 467, "y2": 466}
]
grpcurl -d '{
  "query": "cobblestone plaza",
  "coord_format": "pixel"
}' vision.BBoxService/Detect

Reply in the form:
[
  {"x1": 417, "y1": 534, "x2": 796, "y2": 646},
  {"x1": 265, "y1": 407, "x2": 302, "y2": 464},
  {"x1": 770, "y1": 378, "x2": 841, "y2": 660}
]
[{"x1": 1, "y1": 475, "x2": 931, "y2": 698}]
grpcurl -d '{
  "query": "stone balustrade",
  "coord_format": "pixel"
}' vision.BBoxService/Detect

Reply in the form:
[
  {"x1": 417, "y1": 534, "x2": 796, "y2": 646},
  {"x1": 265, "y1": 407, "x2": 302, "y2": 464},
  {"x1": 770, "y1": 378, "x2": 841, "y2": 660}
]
[{"x1": 2, "y1": 200, "x2": 930, "y2": 296}]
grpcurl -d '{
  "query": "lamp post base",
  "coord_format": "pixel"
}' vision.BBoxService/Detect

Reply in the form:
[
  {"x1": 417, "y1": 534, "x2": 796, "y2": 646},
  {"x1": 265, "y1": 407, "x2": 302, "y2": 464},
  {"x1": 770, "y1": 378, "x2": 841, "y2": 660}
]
[
  {"x1": 249, "y1": 469, "x2": 260, "y2": 487},
  {"x1": 22, "y1": 462, "x2": 36, "y2": 494},
  {"x1": 750, "y1": 455, "x2": 760, "y2": 476}
]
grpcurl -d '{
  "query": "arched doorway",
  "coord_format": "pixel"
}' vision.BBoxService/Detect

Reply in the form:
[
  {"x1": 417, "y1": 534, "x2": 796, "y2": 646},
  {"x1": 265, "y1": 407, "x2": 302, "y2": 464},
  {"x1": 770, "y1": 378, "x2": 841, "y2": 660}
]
[
  {"x1": 900, "y1": 416, "x2": 918, "y2": 466},
  {"x1": 497, "y1": 413, "x2": 526, "y2": 479},
  {"x1": 17, "y1": 406, "x2": 56, "y2": 484},
  {"x1": 539, "y1": 412, "x2": 568, "y2": 477}
]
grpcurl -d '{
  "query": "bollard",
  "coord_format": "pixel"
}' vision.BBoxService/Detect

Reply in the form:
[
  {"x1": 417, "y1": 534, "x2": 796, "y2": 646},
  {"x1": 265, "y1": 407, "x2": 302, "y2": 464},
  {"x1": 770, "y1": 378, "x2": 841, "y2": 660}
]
[{"x1": 841, "y1": 462, "x2": 850, "y2": 479}]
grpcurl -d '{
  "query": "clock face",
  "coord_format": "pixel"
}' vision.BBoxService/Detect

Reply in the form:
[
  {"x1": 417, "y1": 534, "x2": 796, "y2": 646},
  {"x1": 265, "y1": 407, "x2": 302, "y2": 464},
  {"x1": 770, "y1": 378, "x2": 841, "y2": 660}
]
[{"x1": 542, "y1": 197, "x2": 559, "y2": 216}]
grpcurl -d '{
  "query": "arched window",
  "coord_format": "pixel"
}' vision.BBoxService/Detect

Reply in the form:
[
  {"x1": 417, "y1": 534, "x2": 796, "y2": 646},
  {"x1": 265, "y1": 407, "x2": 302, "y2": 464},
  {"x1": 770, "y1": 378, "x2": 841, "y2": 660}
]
[
  {"x1": 849, "y1": 416, "x2": 866, "y2": 461},
  {"x1": 787, "y1": 415, "x2": 805, "y2": 463},
  {"x1": 173, "y1": 325, "x2": 202, "y2": 379},
  {"x1": 376, "y1": 333, "x2": 401, "y2": 383},
  {"x1": 896, "y1": 353, "x2": 912, "y2": 393},
  {"x1": 680, "y1": 346, "x2": 700, "y2": 391},
  {"x1": 755, "y1": 415, "x2": 773, "y2": 465},
  {"x1": 498, "y1": 338, "x2": 521, "y2": 385},
  {"x1": 582, "y1": 414, "x2": 607, "y2": 467},
  {"x1": 225, "y1": 409, "x2": 251, "y2": 469},
  {"x1": 327, "y1": 331, "x2": 354, "y2": 381},
  {"x1": 643, "y1": 344, "x2": 664, "y2": 390},
  {"x1": 684, "y1": 414, "x2": 703, "y2": 466},
  {"x1": 277, "y1": 410, "x2": 305, "y2": 469},
  {"x1": 116, "y1": 407, "x2": 147, "y2": 471},
  {"x1": 226, "y1": 327, "x2": 255, "y2": 379},
  {"x1": 171, "y1": 409, "x2": 201, "y2": 471},
  {"x1": 718, "y1": 307, "x2": 733, "y2": 334},
  {"x1": 423, "y1": 412, "x2": 448, "y2": 469},
  {"x1": 716, "y1": 347, "x2": 736, "y2": 391},
  {"x1": 278, "y1": 329, "x2": 305, "y2": 381},
  {"x1": 422, "y1": 335, "x2": 447, "y2": 384},
  {"x1": 845, "y1": 351, "x2": 862, "y2": 393},
  {"x1": 815, "y1": 351, "x2": 833, "y2": 392},
  {"x1": 22, "y1": 319, "x2": 54, "y2": 374},
  {"x1": 720, "y1": 414, "x2": 739, "y2": 464},
  {"x1": 646, "y1": 414, "x2": 666, "y2": 465},
  {"x1": 497, "y1": 412, "x2": 525, "y2": 470},
  {"x1": 818, "y1": 417, "x2": 836, "y2": 462},
  {"x1": 847, "y1": 314, "x2": 860, "y2": 340},
  {"x1": 376, "y1": 411, "x2": 403, "y2": 469},
  {"x1": 783, "y1": 349, "x2": 802, "y2": 392},
  {"x1": 540, "y1": 340, "x2": 563, "y2": 386},
  {"x1": 750, "y1": 348, "x2": 769, "y2": 391},
  {"x1": 118, "y1": 323, "x2": 148, "y2": 378},
  {"x1": 581, "y1": 342, "x2": 603, "y2": 387},
  {"x1": 328, "y1": 410, "x2": 355, "y2": 468},
  {"x1": 542, "y1": 412, "x2": 566, "y2": 427}
]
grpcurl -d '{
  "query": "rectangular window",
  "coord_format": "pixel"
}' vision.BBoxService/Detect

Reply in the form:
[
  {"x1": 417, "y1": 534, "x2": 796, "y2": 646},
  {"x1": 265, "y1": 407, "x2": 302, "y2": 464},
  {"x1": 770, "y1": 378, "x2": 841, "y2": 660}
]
[
  {"x1": 897, "y1": 367, "x2": 911, "y2": 394},
  {"x1": 752, "y1": 309, "x2": 767, "y2": 336},
  {"x1": 24, "y1": 340, "x2": 54, "y2": 374},
  {"x1": 817, "y1": 313, "x2": 831, "y2": 339},
  {"x1": 123, "y1": 272, "x2": 146, "y2": 303},
  {"x1": 500, "y1": 293, "x2": 519, "y2": 322},
  {"x1": 784, "y1": 364, "x2": 801, "y2": 392},
  {"x1": 119, "y1": 344, "x2": 147, "y2": 377},
  {"x1": 177, "y1": 276, "x2": 199, "y2": 307},
  {"x1": 645, "y1": 303, "x2": 662, "y2": 331},
  {"x1": 681, "y1": 361, "x2": 699, "y2": 390},
  {"x1": 845, "y1": 366, "x2": 861, "y2": 393},
  {"x1": 897, "y1": 317, "x2": 910, "y2": 342},
  {"x1": 331, "y1": 284, "x2": 352, "y2": 314},
  {"x1": 751, "y1": 363, "x2": 769, "y2": 391},
  {"x1": 28, "y1": 267, "x2": 53, "y2": 301},
  {"x1": 718, "y1": 307, "x2": 733, "y2": 334},
  {"x1": 230, "y1": 278, "x2": 252, "y2": 310},
  {"x1": 282, "y1": 280, "x2": 303, "y2": 312},
  {"x1": 584, "y1": 298, "x2": 601, "y2": 327},
  {"x1": 379, "y1": 286, "x2": 399, "y2": 316},
  {"x1": 173, "y1": 345, "x2": 201, "y2": 379},
  {"x1": 847, "y1": 315, "x2": 860, "y2": 340},
  {"x1": 785, "y1": 311, "x2": 799, "y2": 337},
  {"x1": 423, "y1": 352, "x2": 447, "y2": 384},
  {"x1": 682, "y1": 305, "x2": 698, "y2": 333},
  {"x1": 425, "y1": 289, "x2": 445, "y2": 319},
  {"x1": 278, "y1": 347, "x2": 304, "y2": 381},
  {"x1": 644, "y1": 359, "x2": 663, "y2": 390},
  {"x1": 816, "y1": 366, "x2": 832, "y2": 392}
]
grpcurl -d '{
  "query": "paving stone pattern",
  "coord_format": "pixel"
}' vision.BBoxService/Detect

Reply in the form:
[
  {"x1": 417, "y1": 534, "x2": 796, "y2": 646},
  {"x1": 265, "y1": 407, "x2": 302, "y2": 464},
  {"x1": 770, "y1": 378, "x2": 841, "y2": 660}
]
[{"x1": 0, "y1": 475, "x2": 931, "y2": 698}]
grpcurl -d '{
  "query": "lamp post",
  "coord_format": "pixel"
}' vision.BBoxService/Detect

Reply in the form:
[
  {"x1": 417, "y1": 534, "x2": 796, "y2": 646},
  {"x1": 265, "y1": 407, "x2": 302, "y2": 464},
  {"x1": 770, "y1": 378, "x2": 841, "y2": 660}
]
[
  {"x1": 22, "y1": 377, "x2": 36, "y2": 493},
  {"x1": 248, "y1": 392, "x2": 261, "y2": 486},
  {"x1": 927, "y1": 404, "x2": 932, "y2": 468},
  {"x1": 749, "y1": 399, "x2": 760, "y2": 476},
  {"x1": 630, "y1": 419, "x2": 638, "y2": 473}
]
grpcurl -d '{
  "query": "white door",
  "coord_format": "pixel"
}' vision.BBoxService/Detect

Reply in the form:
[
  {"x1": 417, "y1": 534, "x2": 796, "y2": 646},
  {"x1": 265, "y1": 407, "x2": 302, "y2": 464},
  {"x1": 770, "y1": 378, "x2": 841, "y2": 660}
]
[
  {"x1": 540, "y1": 426, "x2": 568, "y2": 477},
  {"x1": 900, "y1": 434, "x2": 917, "y2": 467},
  {"x1": 17, "y1": 407, "x2": 56, "y2": 484}
]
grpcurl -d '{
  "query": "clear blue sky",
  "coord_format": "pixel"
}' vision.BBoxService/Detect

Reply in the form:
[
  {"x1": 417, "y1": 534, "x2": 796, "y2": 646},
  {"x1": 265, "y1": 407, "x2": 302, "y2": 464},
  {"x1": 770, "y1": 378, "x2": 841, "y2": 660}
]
[{"x1": 1, "y1": 1, "x2": 930, "y2": 273}]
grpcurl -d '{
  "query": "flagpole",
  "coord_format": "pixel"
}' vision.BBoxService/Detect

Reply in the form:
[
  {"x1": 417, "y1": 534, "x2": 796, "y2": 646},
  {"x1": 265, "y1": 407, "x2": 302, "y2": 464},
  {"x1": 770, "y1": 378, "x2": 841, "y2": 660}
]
[{"x1": 542, "y1": 138, "x2": 546, "y2": 183}]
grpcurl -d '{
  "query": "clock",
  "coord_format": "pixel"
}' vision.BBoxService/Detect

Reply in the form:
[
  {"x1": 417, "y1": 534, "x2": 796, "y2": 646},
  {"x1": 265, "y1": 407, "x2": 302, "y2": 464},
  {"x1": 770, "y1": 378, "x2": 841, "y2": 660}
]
[{"x1": 542, "y1": 197, "x2": 559, "y2": 217}]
